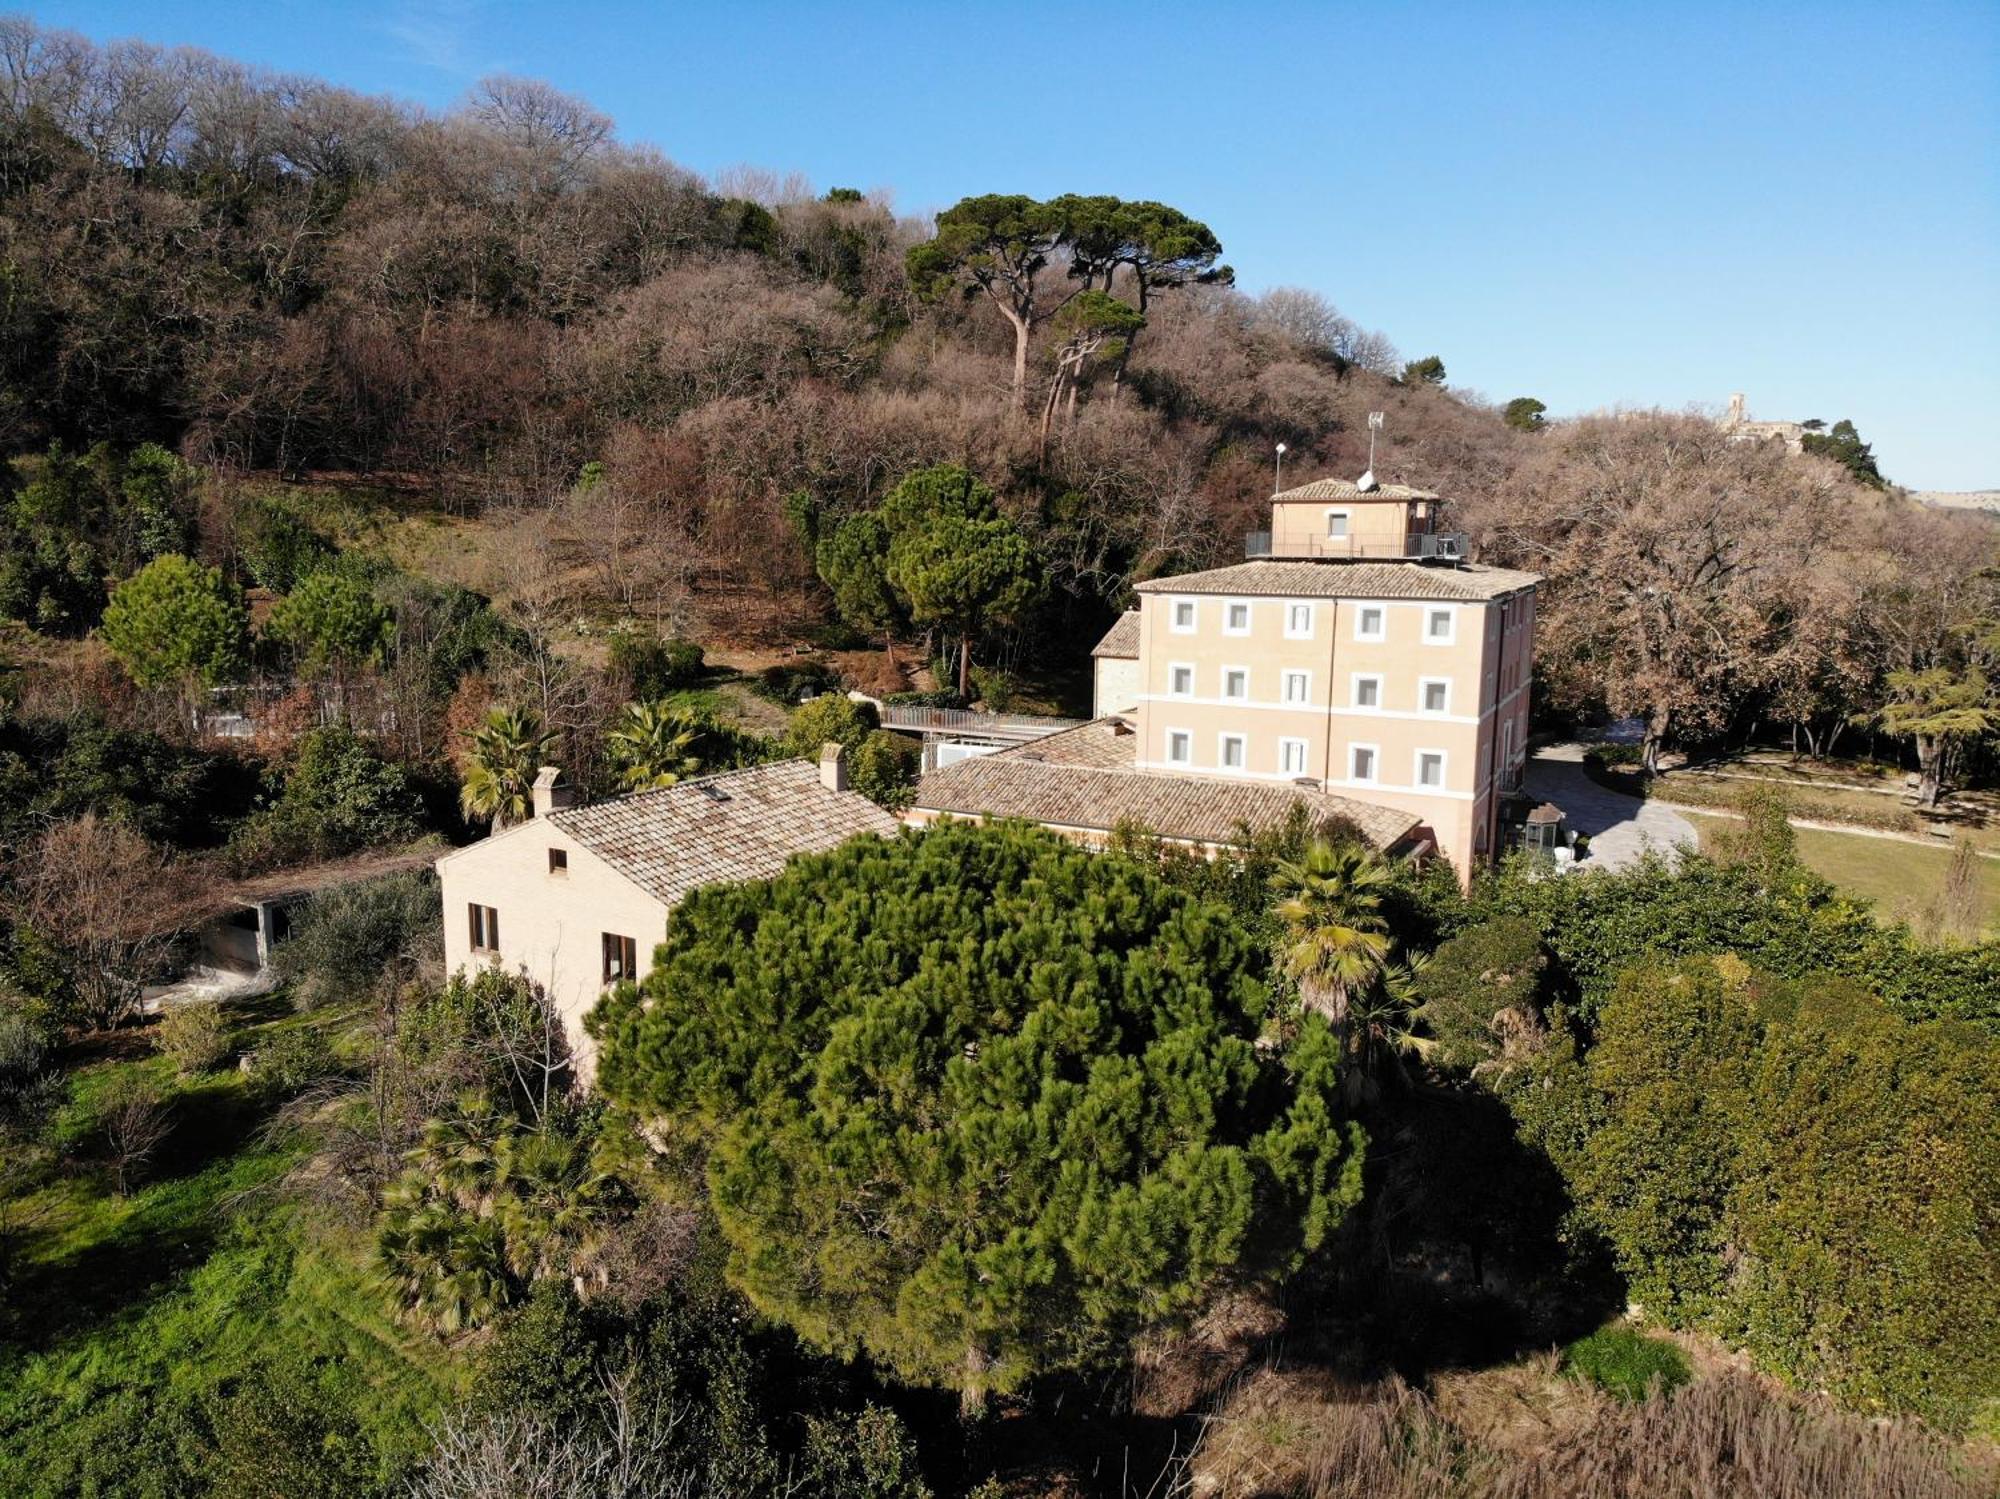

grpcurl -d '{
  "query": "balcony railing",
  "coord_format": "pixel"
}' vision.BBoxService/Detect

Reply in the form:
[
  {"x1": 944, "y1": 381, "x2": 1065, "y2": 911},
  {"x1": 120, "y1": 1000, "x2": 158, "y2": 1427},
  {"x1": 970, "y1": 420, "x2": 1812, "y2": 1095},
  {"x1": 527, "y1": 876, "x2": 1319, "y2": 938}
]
[{"x1": 1244, "y1": 531, "x2": 1467, "y2": 561}]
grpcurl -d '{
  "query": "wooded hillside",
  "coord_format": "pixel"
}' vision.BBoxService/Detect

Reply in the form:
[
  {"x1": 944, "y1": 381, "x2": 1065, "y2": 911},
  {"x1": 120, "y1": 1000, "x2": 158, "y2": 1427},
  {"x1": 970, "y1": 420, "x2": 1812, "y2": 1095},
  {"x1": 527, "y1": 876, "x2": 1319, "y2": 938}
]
[{"x1": 1, "y1": 13, "x2": 1995, "y2": 769}]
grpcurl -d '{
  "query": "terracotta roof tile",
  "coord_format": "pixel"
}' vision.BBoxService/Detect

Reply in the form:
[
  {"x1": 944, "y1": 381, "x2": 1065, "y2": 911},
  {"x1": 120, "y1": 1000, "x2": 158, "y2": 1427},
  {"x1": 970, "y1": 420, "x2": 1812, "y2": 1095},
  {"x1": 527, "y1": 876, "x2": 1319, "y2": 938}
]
[
  {"x1": 549, "y1": 760, "x2": 899, "y2": 906},
  {"x1": 1272, "y1": 477, "x2": 1440, "y2": 502},
  {"x1": 1133, "y1": 559, "x2": 1539, "y2": 601},
  {"x1": 913, "y1": 718, "x2": 1421, "y2": 851},
  {"x1": 1091, "y1": 610, "x2": 1141, "y2": 659}
]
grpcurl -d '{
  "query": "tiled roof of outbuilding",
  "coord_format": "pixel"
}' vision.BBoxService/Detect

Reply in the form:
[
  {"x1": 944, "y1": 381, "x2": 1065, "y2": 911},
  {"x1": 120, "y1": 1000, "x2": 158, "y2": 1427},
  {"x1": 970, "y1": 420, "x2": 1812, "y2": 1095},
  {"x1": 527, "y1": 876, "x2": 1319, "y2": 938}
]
[
  {"x1": 1090, "y1": 610, "x2": 1141, "y2": 659},
  {"x1": 1272, "y1": 477, "x2": 1440, "y2": 502},
  {"x1": 910, "y1": 717, "x2": 1422, "y2": 852},
  {"x1": 549, "y1": 760, "x2": 898, "y2": 906},
  {"x1": 1133, "y1": 559, "x2": 1539, "y2": 601}
]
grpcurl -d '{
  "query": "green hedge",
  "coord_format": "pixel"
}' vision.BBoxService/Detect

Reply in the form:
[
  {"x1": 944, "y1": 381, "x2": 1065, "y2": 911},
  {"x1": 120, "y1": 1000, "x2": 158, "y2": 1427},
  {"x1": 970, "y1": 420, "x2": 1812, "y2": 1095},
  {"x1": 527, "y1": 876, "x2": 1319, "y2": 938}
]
[
  {"x1": 1522, "y1": 956, "x2": 2000, "y2": 1431},
  {"x1": 1648, "y1": 772, "x2": 1928, "y2": 837}
]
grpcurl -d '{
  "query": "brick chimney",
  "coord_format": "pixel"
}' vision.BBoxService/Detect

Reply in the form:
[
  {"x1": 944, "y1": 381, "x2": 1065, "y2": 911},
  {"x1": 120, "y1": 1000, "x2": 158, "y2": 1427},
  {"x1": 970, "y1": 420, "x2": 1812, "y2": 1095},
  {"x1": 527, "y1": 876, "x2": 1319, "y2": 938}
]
[
  {"x1": 818, "y1": 742, "x2": 848, "y2": 793},
  {"x1": 531, "y1": 765, "x2": 576, "y2": 819}
]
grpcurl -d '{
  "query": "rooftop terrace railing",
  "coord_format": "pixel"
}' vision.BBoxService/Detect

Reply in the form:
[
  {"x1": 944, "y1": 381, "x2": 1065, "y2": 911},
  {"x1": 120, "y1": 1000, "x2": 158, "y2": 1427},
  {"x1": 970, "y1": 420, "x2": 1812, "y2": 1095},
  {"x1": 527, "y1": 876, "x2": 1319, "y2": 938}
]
[{"x1": 1244, "y1": 531, "x2": 1467, "y2": 561}]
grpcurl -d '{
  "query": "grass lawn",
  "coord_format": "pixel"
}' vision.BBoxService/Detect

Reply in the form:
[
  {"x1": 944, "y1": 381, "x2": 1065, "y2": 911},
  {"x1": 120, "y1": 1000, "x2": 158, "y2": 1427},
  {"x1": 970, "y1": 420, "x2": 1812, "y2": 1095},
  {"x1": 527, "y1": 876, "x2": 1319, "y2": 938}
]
[
  {"x1": 0, "y1": 1003, "x2": 466, "y2": 1495},
  {"x1": 1683, "y1": 811, "x2": 2000, "y2": 939}
]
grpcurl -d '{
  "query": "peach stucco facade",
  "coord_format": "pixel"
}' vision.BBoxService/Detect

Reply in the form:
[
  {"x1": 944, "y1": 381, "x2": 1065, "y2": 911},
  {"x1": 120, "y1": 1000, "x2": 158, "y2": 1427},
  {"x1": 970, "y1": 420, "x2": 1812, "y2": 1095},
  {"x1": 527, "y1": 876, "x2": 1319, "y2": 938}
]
[
  {"x1": 437, "y1": 817, "x2": 669, "y2": 1079},
  {"x1": 1268, "y1": 491, "x2": 1442, "y2": 559},
  {"x1": 1121, "y1": 479, "x2": 1539, "y2": 879}
]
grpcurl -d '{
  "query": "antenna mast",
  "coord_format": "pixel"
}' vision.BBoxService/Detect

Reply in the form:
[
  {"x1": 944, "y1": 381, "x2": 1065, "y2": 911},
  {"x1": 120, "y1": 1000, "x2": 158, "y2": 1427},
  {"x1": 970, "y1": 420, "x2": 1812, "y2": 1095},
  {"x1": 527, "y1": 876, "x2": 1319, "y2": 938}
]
[
  {"x1": 1358, "y1": 412, "x2": 1384, "y2": 492},
  {"x1": 1274, "y1": 442, "x2": 1287, "y2": 495}
]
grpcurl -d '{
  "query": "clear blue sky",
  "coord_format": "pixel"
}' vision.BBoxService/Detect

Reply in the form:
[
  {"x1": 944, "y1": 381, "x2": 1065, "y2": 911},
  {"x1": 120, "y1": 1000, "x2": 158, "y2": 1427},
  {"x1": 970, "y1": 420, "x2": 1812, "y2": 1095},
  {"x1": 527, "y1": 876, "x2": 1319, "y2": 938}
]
[{"x1": 36, "y1": 1, "x2": 2000, "y2": 490}]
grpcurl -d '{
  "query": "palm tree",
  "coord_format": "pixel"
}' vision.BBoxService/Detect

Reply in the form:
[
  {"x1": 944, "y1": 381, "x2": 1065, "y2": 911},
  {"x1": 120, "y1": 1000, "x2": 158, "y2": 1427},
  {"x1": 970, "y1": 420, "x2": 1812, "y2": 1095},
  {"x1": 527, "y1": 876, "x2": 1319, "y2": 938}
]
[
  {"x1": 606, "y1": 700, "x2": 707, "y2": 791},
  {"x1": 1343, "y1": 954, "x2": 1436, "y2": 1106},
  {"x1": 1269, "y1": 839, "x2": 1395, "y2": 1032},
  {"x1": 491, "y1": 1128, "x2": 622, "y2": 1282},
  {"x1": 377, "y1": 1199, "x2": 512, "y2": 1334},
  {"x1": 460, "y1": 706, "x2": 558, "y2": 828}
]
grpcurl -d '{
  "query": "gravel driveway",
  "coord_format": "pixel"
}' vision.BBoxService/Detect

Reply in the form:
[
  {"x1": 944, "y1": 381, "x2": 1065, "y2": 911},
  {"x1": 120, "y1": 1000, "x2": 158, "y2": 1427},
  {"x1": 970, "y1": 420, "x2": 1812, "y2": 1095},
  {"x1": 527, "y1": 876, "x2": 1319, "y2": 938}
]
[{"x1": 1525, "y1": 745, "x2": 1698, "y2": 871}]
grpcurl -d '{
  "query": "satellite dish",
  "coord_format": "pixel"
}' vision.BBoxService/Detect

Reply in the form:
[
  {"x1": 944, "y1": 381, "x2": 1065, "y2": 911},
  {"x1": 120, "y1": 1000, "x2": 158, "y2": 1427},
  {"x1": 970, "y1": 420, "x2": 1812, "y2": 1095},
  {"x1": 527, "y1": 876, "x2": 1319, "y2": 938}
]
[{"x1": 1356, "y1": 469, "x2": 1379, "y2": 492}]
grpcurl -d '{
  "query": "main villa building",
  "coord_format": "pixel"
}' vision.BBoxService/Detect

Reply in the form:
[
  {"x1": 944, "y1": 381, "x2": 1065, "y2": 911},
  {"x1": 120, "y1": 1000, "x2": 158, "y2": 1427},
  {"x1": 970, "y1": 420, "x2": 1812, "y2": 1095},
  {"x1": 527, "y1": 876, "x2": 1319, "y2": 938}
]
[{"x1": 909, "y1": 474, "x2": 1542, "y2": 877}]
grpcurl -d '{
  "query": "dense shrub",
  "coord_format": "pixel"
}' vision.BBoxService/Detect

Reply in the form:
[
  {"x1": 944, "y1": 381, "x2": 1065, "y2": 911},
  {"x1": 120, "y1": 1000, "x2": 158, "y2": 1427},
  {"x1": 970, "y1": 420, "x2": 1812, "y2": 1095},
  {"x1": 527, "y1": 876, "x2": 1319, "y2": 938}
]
[
  {"x1": 252, "y1": 1024, "x2": 339, "y2": 1096},
  {"x1": 846, "y1": 728, "x2": 919, "y2": 809},
  {"x1": 228, "y1": 725, "x2": 424, "y2": 869},
  {"x1": 234, "y1": 497, "x2": 335, "y2": 593},
  {"x1": 1411, "y1": 915, "x2": 1546, "y2": 1073},
  {"x1": 1470, "y1": 853, "x2": 2000, "y2": 1029},
  {"x1": 1524, "y1": 954, "x2": 2000, "y2": 1429},
  {"x1": 273, "y1": 871, "x2": 441, "y2": 1010},
  {"x1": 154, "y1": 1002, "x2": 231, "y2": 1075},
  {"x1": 1583, "y1": 742, "x2": 1644, "y2": 770},
  {"x1": 607, "y1": 631, "x2": 706, "y2": 697},
  {"x1": 433, "y1": 1280, "x2": 931, "y2": 1498},
  {"x1": 1559, "y1": 958, "x2": 1759, "y2": 1321},
  {"x1": 0, "y1": 712, "x2": 255, "y2": 848},
  {"x1": 778, "y1": 691, "x2": 877, "y2": 760},
  {"x1": 1728, "y1": 1004, "x2": 1999, "y2": 1427},
  {"x1": 967, "y1": 664, "x2": 1015, "y2": 710},
  {"x1": 755, "y1": 659, "x2": 842, "y2": 705}
]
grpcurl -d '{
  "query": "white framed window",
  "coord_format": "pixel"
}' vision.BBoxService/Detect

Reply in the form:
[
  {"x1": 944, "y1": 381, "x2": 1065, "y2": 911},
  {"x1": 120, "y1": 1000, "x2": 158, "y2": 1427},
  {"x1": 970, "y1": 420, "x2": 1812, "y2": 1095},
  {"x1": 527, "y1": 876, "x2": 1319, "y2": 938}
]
[
  {"x1": 1219, "y1": 733, "x2": 1247, "y2": 770},
  {"x1": 1419, "y1": 677, "x2": 1451, "y2": 714},
  {"x1": 1349, "y1": 743, "x2": 1379, "y2": 784},
  {"x1": 1416, "y1": 749, "x2": 1447, "y2": 789},
  {"x1": 1423, "y1": 606, "x2": 1456, "y2": 645},
  {"x1": 1350, "y1": 673, "x2": 1383, "y2": 709},
  {"x1": 1325, "y1": 509, "x2": 1351, "y2": 538},
  {"x1": 1168, "y1": 662, "x2": 1195, "y2": 697},
  {"x1": 1166, "y1": 729, "x2": 1192, "y2": 765},
  {"x1": 1222, "y1": 666, "x2": 1250, "y2": 701},
  {"x1": 1223, "y1": 599, "x2": 1252, "y2": 636},
  {"x1": 1284, "y1": 602, "x2": 1315, "y2": 639},
  {"x1": 1354, "y1": 604, "x2": 1386, "y2": 642},
  {"x1": 1170, "y1": 598, "x2": 1197, "y2": 633},
  {"x1": 1281, "y1": 669, "x2": 1310, "y2": 704},
  {"x1": 1279, "y1": 737, "x2": 1309, "y2": 776}
]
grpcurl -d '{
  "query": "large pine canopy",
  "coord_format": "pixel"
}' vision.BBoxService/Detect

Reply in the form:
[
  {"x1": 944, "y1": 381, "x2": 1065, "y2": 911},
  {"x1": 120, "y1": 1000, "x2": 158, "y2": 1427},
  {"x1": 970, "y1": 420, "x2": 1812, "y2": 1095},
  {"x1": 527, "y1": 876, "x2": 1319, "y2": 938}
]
[{"x1": 591, "y1": 820, "x2": 1364, "y2": 1407}]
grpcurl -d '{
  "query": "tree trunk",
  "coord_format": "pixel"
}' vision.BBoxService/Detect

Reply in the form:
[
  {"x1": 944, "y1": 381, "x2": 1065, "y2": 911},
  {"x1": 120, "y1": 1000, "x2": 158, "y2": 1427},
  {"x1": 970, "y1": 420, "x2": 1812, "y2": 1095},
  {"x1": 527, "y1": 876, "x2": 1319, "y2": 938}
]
[
  {"x1": 960, "y1": 1341, "x2": 990, "y2": 1421},
  {"x1": 1004, "y1": 307, "x2": 1030, "y2": 411},
  {"x1": 1038, "y1": 366, "x2": 1064, "y2": 463},
  {"x1": 1642, "y1": 707, "x2": 1671, "y2": 775},
  {"x1": 1916, "y1": 733, "x2": 1942, "y2": 808},
  {"x1": 957, "y1": 637, "x2": 971, "y2": 698}
]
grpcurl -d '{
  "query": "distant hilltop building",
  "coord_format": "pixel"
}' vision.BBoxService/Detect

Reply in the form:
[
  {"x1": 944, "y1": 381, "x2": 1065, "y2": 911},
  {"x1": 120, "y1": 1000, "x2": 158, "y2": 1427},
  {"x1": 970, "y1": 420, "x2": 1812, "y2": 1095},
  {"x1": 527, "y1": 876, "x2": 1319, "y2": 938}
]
[{"x1": 1718, "y1": 392, "x2": 1806, "y2": 453}]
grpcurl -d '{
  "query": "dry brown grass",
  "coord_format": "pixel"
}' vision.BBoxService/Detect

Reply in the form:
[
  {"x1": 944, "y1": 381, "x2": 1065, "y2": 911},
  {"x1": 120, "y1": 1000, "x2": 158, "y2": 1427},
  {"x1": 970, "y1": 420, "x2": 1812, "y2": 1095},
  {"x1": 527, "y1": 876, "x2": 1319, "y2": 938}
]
[
  {"x1": 1189, "y1": 1363, "x2": 1997, "y2": 1499},
  {"x1": 1131, "y1": 1290, "x2": 1287, "y2": 1420}
]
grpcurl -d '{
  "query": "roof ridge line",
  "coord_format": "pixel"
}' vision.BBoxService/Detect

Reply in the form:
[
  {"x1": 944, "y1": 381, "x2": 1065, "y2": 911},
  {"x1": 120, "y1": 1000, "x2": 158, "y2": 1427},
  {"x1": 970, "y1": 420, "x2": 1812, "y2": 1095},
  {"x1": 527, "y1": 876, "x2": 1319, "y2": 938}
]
[{"x1": 549, "y1": 757, "x2": 813, "y2": 821}]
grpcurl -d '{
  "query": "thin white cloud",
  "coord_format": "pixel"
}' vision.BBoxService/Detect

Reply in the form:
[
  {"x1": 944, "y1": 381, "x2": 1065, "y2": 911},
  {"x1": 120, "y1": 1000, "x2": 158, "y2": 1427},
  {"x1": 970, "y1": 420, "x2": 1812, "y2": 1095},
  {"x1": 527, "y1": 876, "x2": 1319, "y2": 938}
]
[{"x1": 380, "y1": 0, "x2": 505, "y2": 79}]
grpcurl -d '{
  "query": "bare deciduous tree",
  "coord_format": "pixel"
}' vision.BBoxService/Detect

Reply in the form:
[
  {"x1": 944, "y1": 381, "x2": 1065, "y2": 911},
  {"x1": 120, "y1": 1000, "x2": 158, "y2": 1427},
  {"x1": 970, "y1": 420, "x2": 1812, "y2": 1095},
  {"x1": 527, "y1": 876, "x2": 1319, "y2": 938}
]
[{"x1": 11, "y1": 815, "x2": 192, "y2": 1030}]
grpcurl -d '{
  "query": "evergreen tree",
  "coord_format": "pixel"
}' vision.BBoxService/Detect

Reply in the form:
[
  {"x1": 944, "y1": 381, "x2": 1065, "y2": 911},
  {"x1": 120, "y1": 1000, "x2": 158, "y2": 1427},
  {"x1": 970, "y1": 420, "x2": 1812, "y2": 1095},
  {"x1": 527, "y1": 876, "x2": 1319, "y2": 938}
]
[
  {"x1": 878, "y1": 464, "x2": 1039, "y2": 696},
  {"x1": 591, "y1": 821, "x2": 1365, "y2": 1416},
  {"x1": 267, "y1": 567, "x2": 395, "y2": 687},
  {"x1": 99, "y1": 553, "x2": 250, "y2": 693},
  {"x1": 1400, "y1": 355, "x2": 1447, "y2": 387},
  {"x1": 1801, "y1": 418, "x2": 1885, "y2": 488}
]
